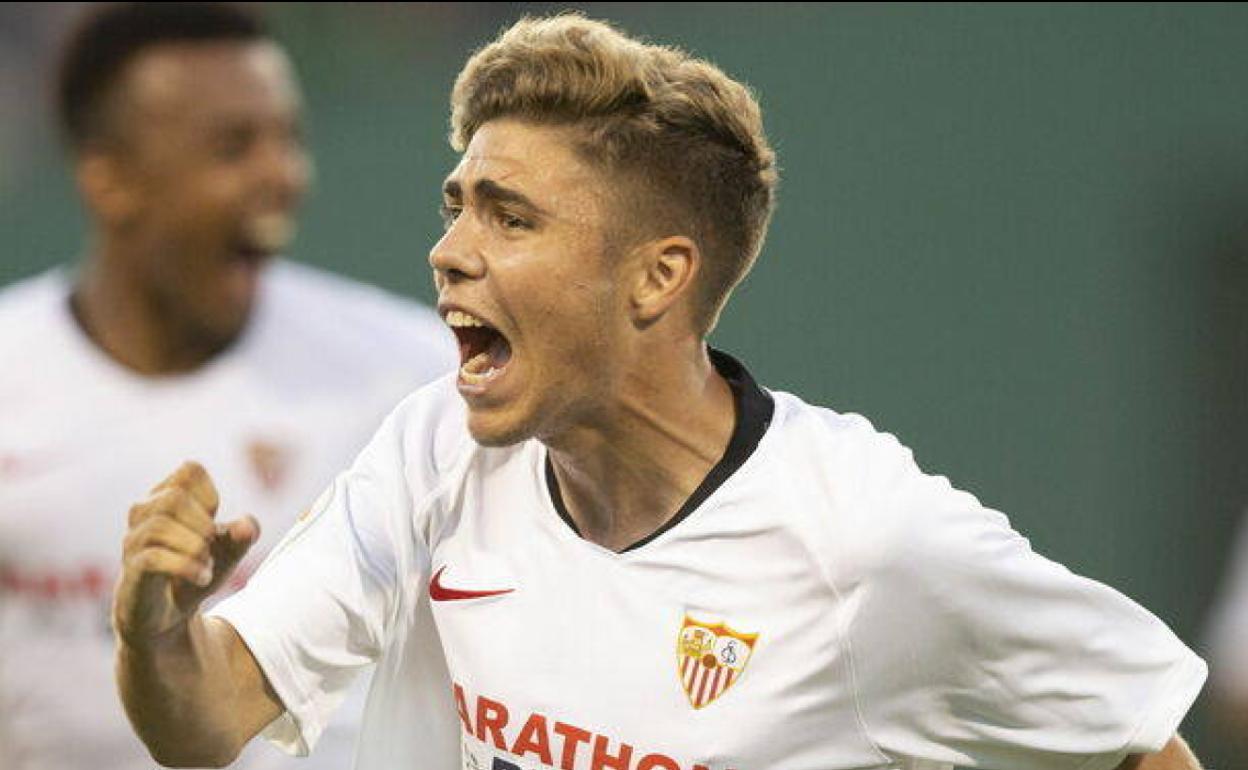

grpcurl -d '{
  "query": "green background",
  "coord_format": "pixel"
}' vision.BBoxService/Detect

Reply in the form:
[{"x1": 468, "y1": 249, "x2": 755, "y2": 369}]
[{"x1": 3, "y1": 3, "x2": 1245, "y2": 765}]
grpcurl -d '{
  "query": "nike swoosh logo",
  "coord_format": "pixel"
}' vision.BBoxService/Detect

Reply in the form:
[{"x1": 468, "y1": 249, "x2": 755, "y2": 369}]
[{"x1": 429, "y1": 566, "x2": 514, "y2": 602}]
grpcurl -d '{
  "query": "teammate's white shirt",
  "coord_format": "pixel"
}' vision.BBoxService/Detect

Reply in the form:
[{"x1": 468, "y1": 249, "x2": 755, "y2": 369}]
[
  {"x1": 212, "y1": 352, "x2": 1206, "y2": 770},
  {"x1": 1206, "y1": 512, "x2": 1248, "y2": 701},
  {"x1": 0, "y1": 261, "x2": 455, "y2": 770}
]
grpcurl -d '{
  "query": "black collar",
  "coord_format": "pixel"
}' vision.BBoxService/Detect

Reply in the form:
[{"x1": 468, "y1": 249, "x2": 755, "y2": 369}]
[{"x1": 545, "y1": 349, "x2": 774, "y2": 553}]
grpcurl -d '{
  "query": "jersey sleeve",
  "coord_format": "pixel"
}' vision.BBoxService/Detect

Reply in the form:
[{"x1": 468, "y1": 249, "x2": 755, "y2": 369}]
[
  {"x1": 841, "y1": 430, "x2": 1207, "y2": 770},
  {"x1": 207, "y1": 394, "x2": 439, "y2": 756}
]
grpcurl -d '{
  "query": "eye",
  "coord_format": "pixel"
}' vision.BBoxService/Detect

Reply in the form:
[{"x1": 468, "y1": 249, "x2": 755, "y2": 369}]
[
  {"x1": 440, "y1": 203, "x2": 462, "y2": 230},
  {"x1": 497, "y1": 211, "x2": 531, "y2": 231},
  {"x1": 211, "y1": 126, "x2": 256, "y2": 162}
]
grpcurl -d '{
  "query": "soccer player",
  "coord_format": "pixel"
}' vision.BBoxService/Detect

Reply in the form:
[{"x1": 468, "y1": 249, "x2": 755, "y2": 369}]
[
  {"x1": 0, "y1": 3, "x2": 453, "y2": 769},
  {"x1": 1205, "y1": 512, "x2": 1248, "y2": 759},
  {"x1": 112, "y1": 14, "x2": 1206, "y2": 770}
]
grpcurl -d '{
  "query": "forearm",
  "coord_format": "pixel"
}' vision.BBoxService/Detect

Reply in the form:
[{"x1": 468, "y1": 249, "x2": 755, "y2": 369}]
[
  {"x1": 117, "y1": 615, "x2": 274, "y2": 767},
  {"x1": 1117, "y1": 735, "x2": 1202, "y2": 770}
]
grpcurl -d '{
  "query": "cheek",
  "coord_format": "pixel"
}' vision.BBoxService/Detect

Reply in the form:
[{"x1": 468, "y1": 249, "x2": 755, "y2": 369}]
[
  {"x1": 171, "y1": 188, "x2": 244, "y2": 254},
  {"x1": 534, "y1": 266, "x2": 608, "y2": 322},
  {"x1": 496, "y1": 235, "x2": 618, "y2": 351},
  {"x1": 192, "y1": 167, "x2": 250, "y2": 214},
  {"x1": 541, "y1": 281, "x2": 619, "y2": 365},
  {"x1": 150, "y1": 165, "x2": 245, "y2": 223}
]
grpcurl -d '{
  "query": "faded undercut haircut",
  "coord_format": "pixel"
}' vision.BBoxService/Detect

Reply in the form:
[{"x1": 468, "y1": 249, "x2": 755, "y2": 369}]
[{"x1": 450, "y1": 14, "x2": 778, "y2": 334}]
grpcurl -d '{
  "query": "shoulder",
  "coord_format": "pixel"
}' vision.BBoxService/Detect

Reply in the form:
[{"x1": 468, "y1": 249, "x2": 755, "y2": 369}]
[
  {"x1": 764, "y1": 390, "x2": 948, "y2": 522},
  {"x1": 248, "y1": 261, "x2": 456, "y2": 389},
  {"x1": 0, "y1": 268, "x2": 72, "y2": 372},
  {"x1": 374, "y1": 374, "x2": 475, "y2": 492},
  {"x1": 0, "y1": 268, "x2": 67, "y2": 336},
  {"x1": 262, "y1": 261, "x2": 452, "y2": 357},
  {"x1": 764, "y1": 389, "x2": 1003, "y2": 583},
  {"x1": 766, "y1": 391, "x2": 915, "y2": 493}
]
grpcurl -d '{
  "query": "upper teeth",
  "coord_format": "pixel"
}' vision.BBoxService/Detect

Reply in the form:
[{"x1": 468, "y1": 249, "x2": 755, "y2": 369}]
[
  {"x1": 243, "y1": 213, "x2": 295, "y2": 253},
  {"x1": 446, "y1": 310, "x2": 486, "y2": 328}
]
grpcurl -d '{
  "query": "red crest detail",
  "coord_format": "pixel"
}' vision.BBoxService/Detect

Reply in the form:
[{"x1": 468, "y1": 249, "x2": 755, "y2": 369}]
[{"x1": 246, "y1": 439, "x2": 291, "y2": 493}]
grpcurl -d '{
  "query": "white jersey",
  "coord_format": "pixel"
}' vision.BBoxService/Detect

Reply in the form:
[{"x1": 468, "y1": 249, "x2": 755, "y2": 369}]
[
  {"x1": 212, "y1": 352, "x2": 1206, "y2": 770},
  {"x1": 0, "y1": 261, "x2": 455, "y2": 770}
]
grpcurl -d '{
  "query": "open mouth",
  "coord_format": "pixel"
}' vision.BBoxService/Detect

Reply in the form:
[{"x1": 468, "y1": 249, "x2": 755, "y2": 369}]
[
  {"x1": 446, "y1": 310, "x2": 513, "y2": 385},
  {"x1": 229, "y1": 241, "x2": 270, "y2": 265},
  {"x1": 230, "y1": 213, "x2": 295, "y2": 264}
]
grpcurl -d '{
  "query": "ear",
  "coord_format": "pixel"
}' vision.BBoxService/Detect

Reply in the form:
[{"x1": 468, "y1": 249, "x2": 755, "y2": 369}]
[
  {"x1": 76, "y1": 151, "x2": 142, "y2": 227},
  {"x1": 629, "y1": 235, "x2": 700, "y2": 327}
]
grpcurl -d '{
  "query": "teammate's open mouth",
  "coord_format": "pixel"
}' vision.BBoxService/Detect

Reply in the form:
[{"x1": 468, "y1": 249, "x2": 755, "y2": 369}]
[
  {"x1": 230, "y1": 213, "x2": 295, "y2": 264},
  {"x1": 228, "y1": 240, "x2": 270, "y2": 265},
  {"x1": 447, "y1": 310, "x2": 512, "y2": 384}
]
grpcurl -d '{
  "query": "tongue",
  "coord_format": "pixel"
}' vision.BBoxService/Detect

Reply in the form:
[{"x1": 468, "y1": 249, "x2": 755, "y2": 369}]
[
  {"x1": 459, "y1": 331, "x2": 512, "y2": 377},
  {"x1": 462, "y1": 350, "x2": 493, "y2": 375}
]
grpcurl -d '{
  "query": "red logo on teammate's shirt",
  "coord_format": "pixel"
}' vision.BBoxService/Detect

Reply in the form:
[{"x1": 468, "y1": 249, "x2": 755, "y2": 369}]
[
  {"x1": 429, "y1": 566, "x2": 514, "y2": 602},
  {"x1": 0, "y1": 564, "x2": 110, "y2": 600},
  {"x1": 676, "y1": 616, "x2": 758, "y2": 709},
  {"x1": 246, "y1": 438, "x2": 291, "y2": 493},
  {"x1": 0, "y1": 450, "x2": 60, "y2": 480}
]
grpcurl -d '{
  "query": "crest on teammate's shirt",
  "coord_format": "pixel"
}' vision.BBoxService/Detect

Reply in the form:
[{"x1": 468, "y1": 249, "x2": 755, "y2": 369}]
[
  {"x1": 246, "y1": 438, "x2": 291, "y2": 493},
  {"x1": 676, "y1": 615, "x2": 758, "y2": 709}
]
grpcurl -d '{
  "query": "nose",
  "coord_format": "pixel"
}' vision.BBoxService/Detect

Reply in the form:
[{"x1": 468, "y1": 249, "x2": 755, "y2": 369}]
[
  {"x1": 429, "y1": 217, "x2": 486, "y2": 284},
  {"x1": 255, "y1": 131, "x2": 311, "y2": 209}
]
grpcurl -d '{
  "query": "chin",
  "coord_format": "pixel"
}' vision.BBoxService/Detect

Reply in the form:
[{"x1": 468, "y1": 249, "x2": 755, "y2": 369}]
[
  {"x1": 174, "y1": 304, "x2": 252, "y2": 361},
  {"x1": 464, "y1": 409, "x2": 537, "y2": 448},
  {"x1": 202, "y1": 311, "x2": 252, "y2": 349}
]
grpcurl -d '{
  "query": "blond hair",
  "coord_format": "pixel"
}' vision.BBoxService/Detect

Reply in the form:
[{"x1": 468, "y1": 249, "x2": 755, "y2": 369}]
[{"x1": 450, "y1": 14, "x2": 778, "y2": 333}]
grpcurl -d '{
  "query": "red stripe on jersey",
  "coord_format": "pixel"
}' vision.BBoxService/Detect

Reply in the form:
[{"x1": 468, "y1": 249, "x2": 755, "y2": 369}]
[
  {"x1": 684, "y1": 660, "x2": 699, "y2": 692},
  {"x1": 707, "y1": 666, "x2": 725, "y2": 703},
  {"x1": 694, "y1": 666, "x2": 711, "y2": 707}
]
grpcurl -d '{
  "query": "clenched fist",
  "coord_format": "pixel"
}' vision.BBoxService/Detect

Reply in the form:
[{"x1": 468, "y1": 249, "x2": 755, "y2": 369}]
[{"x1": 113, "y1": 461, "x2": 260, "y2": 647}]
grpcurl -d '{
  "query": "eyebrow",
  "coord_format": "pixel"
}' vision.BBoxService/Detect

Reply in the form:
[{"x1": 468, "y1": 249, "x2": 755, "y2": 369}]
[
  {"x1": 201, "y1": 112, "x2": 302, "y2": 140},
  {"x1": 442, "y1": 178, "x2": 551, "y2": 218}
]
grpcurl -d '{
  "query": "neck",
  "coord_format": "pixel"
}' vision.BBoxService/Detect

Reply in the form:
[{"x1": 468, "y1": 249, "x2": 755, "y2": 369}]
[
  {"x1": 546, "y1": 341, "x2": 736, "y2": 552},
  {"x1": 72, "y1": 244, "x2": 221, "y2": 375}
]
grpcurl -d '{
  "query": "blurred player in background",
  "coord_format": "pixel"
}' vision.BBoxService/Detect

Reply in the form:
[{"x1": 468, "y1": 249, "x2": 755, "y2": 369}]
[
  {"x1": 0, "y1": 3, "x2": 453, "y2": 768},
  {"x1": 1206, "y1": 513, "x2": 1248, "y2": 760},
  {"x1": 113, "y1": 13, "x2": 1205, "y2": 770}
]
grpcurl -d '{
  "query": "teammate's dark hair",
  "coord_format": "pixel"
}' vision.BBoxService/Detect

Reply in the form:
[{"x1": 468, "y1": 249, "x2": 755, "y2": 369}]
[{"x1": 57, "y1": 2, "x2": 268, "y2": 151}]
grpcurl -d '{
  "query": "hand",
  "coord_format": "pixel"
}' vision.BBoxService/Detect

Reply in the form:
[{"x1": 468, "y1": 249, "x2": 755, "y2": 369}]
[{"x1": 112, "y1": 461, "x2": 260, "y2": 647}]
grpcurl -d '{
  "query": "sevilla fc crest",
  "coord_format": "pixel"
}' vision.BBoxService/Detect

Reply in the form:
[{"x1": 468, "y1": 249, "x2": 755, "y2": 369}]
[
  {"x1": 246, "y1": 438, "x2": 291, "y2": 493},
  {"x1": 676, "y1": 615, "x2": 758, "y2": 709}
]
